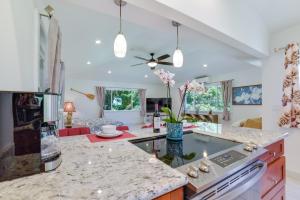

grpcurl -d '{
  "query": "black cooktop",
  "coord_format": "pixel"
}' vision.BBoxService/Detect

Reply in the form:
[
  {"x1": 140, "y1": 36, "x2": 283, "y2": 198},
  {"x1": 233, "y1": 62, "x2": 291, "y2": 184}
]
[{"x1": 130, "y1": 131, "x2": 241, "y2": 168}]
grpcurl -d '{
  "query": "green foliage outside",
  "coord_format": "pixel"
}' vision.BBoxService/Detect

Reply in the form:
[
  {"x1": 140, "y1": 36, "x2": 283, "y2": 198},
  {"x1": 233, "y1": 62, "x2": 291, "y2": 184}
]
[
  {"x1": 185, "y1": 85, "x2": 224, "y2": 112},
  {"x1": 104, "y1": 90, "x2": 140, "y2": 111}
]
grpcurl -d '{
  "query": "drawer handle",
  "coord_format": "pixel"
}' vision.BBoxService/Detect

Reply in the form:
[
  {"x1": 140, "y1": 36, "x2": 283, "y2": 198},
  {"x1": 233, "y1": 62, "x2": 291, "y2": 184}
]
[
  {"x1": 271, "y1": 177, "x2": 278, "y2": 185},
  {"x1": 272, "y1": 152, "x2": 276, "y2": 157}
]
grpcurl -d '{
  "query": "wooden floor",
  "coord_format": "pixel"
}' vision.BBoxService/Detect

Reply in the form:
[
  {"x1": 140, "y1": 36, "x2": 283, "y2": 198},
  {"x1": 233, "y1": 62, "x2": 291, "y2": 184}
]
[{"x1": 286, "y1": 177, "x2": 300, "y2": 200}]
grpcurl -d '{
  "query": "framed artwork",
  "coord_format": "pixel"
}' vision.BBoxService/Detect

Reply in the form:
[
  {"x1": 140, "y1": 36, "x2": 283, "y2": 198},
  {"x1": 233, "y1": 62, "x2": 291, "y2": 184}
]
[{"x1": 232, "y1": 84, "x2": 262, "y2": 105}]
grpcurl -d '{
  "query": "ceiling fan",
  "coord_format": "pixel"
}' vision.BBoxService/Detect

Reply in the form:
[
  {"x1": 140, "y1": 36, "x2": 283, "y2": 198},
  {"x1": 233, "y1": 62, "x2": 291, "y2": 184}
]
[{"x1": 131, "y1": 53, "x2": 173, "y2": 70}]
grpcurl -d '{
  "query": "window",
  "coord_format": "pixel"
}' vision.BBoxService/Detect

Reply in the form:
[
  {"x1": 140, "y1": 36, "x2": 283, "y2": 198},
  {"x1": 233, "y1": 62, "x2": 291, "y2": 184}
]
[
  {"x1": 104, "y1": 89, "x2": 140, "y2": 111},
  {"x1": 185, "y1": 83, "x2": 224, "y2": 113}
]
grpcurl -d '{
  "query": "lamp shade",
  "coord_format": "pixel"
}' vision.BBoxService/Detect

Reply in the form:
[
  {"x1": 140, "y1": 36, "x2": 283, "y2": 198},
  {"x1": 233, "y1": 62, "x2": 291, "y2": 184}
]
[
  {"x1": 64, "y1": 102, "x2": 76, "y2": 112},
  {"x1": 173, "y1": 48, "x2": 183, "y2": 68},
  {"x1": 114, "y1": 33, "x2": 127, "y2": 58}
]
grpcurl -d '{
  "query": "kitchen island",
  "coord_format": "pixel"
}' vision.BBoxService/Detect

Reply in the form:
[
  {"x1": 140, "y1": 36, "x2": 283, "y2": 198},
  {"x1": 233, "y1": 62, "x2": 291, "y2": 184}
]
[{"x1": 0, "y1": 123, "x2": 288, "y2": 200}]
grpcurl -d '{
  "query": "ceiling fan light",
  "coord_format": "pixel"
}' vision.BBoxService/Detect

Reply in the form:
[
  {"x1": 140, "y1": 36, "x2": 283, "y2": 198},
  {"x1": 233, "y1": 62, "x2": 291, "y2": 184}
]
[
  {"x1": 148, "y1": 61, "x2": 157, "y2": 67},
  {"x1": 114, "y1": 33, "x2": 127, "y2": 58},
  {"x1": 173, "y1": 48, "x2": 183, "y2": 68}
]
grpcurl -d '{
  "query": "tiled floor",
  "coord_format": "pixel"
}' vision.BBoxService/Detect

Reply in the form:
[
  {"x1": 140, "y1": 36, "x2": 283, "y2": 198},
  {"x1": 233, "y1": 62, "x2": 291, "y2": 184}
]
[{"x1": 286, "y1": 177, "x2": 300, "y2": 200}]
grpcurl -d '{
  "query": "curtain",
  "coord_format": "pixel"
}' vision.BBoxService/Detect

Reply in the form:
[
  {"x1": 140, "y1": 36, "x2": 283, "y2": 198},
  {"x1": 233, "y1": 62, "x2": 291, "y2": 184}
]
[
  {"x1": 48, "y1": 17, "x2": 62, "y2": 93},
  {"x1": 221, "y1": 80, "x2": 233, "y2": 121},
  {"x1": 58, "y1": 61, "x2": 65, "y2": 129},
  {"x1": 278, "y1": 43, "x2": 300, "y2": 128},
  {"x1": 58, "y1": 61, "x2": 65, "y2": 105},
  {"x1": 138, "y1": 89, "x2": 146, "y2": 117},
  {"x1": 96, "y1": 86, "x2": 105, "y2": 118}
]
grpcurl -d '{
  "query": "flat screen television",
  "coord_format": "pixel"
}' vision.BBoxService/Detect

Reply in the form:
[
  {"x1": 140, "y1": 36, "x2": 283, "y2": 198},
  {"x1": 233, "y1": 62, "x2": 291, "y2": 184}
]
[{"x1": 146, "y1": 98, "x2": 172, "y2": 113}]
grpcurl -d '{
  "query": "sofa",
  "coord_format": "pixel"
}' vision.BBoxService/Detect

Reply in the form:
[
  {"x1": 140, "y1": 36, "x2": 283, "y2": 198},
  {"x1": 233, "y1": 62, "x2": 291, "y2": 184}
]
[{"x1": 232, "y1": 117, "x2": 262, "y2": 129}]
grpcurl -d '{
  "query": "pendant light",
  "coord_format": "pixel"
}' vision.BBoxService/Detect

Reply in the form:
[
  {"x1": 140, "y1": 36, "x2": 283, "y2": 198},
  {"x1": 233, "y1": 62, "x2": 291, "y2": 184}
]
[
  {"x1": 114, "y1": 0, "x2": 127, "y2": 58},
  {"x1": 172, "y1": 21, "x2": 183, "y2": 68}
]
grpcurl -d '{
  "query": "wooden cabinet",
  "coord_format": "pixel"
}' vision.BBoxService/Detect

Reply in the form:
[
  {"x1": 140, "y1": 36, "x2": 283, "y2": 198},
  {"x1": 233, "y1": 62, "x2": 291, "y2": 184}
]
[
  {"x1": 260, "y1": 139, "x2": 286, "y2": 200},
  {"x1": 154, "y1": 187, "x2": 183, "y2": 200},
  {"x1": 261, "y1": 156, "x2": 285, "y2": 199},
  {"x1": 260, "y1": 140, "x2": 284, "y2": 164},
  {"x1": 271, "y1": 187, "x2": 285, "y2": 200}
]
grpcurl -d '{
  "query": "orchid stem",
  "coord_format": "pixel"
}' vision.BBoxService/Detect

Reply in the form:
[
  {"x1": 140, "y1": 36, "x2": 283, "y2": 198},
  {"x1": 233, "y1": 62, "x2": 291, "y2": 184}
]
[{"x1": 177, "y1": 86, "x2": 187, "y2": 122}]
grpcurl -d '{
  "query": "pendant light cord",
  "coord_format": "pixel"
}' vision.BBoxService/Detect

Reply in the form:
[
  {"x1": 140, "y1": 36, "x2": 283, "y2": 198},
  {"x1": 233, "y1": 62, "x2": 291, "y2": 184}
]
[
  {"x1": 119, "y1": 0, "x2": 122, "y2": 33},
  {"x1": 176, "y1": 25, "x2": 179, "y2": 48}
]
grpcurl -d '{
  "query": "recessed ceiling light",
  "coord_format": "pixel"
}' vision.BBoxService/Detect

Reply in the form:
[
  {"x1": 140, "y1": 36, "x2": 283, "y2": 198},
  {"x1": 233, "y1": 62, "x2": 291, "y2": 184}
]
[
  {"x1": 144, "y1": 74, "x2": 148, "y2": 78},
  {"x1": 95, "y1": 39, "x2": 101, "y2": 44},
  {"x1": 203, "y1": 64, "x2": 208, "y2": 67},
  {"x1": 87, "y1": 61, "x2": 91, "y2": 65},
  {"x1": 107, "y1": 70, "x2": 112, "y2": 74}
]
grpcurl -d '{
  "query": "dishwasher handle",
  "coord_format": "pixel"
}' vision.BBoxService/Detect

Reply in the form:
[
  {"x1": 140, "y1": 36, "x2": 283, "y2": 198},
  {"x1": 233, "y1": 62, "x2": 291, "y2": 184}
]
[{"x1": 218, "y1": 161, "x2": 267, "y2": 200}]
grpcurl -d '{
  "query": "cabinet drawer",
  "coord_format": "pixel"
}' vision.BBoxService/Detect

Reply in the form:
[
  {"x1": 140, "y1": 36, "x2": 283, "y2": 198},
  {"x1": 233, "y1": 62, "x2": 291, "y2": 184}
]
[
  {"x1": 261, "y1": 156, "x2": 286, "y2": 198},
  {"x1": 260, "y1": 140, "x2": 284, "y2": 164},
  {"x1": 154, "y1": 187, "x2": 183, "y2": 200},
  {"x1": 271, "y1": 186, "x2": 285, "y2": 200}
]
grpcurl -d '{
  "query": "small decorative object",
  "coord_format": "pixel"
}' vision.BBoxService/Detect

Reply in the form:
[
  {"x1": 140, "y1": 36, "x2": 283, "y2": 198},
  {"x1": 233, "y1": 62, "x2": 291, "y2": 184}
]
[
  {"x1": 64, "y1": 102, "x2": 76, "y2": 128},
  {"x1": 70, "y1": 88, "x2": 95, "y2": 100},
  {"x1": 199, "y1": 160, "x2": 209, "y2": 173},
  {"x1": 154, "y1": 68, "x2": 205, "y2": 140},
  {"x1": 243, "y1": 144, "x2": 253, "y2": 152},
  {"x1": 199, "y1": 151, "x2": 210, "y2": 173},
  {"x1": 244, "y1": 141, "x2": 257, "y2": 152},
  {"x1": 187, "y1": 166, "x2": 199, "y2": 178},
  {"x1": 248, "y1": 141, "x2": 258, "y2": 149},
  {"x1": 232, "y1": 84, "x2": 262, "y2": 105}
]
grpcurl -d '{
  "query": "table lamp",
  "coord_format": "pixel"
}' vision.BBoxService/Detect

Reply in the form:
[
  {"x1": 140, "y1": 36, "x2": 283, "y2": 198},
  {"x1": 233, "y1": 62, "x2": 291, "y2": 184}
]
[{"x1": 64, "y1": 102, "x2": 76, "y2": 128}]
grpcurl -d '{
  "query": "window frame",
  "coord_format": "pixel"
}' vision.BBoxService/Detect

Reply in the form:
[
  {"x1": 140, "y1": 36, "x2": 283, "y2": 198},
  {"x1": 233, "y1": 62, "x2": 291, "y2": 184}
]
[{"x1": 104, "y1": 88, "x2": 141, "y2": 112}]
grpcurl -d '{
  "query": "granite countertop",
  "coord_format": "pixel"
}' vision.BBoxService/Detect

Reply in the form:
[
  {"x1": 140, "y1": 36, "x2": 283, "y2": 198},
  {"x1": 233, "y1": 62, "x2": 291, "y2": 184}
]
[
  {"x1": 0, "y1": 123, "x2": 288, "y2": 200},
  {"x1": 191, "y1": 122, "x2": 288, "y2": 147},
  {"x1": 0, "y1": 131, "x2": 188, "y2": 200}
]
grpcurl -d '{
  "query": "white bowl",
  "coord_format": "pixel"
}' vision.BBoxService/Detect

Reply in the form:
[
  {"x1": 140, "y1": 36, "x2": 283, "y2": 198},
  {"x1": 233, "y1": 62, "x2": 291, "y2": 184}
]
[{"x1": 102, "y1": 125, "x2": 117, "y2": 134}]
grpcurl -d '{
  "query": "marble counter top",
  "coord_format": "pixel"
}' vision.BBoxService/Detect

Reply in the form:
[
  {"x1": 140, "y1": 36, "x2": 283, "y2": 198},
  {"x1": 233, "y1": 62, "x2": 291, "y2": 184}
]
[
  {"x1": 0, "y1": 132, "x2": 188, "y2": 200},
  {"x1": 191, "y1": 122, "x2": 288, "y2": 147},
  {"x1": 0, "y1": 123, "x2": 288, "y2": 200}
]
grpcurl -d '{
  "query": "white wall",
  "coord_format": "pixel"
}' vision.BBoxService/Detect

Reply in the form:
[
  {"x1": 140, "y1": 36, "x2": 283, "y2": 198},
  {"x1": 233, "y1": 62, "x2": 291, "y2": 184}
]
[
  {"x1": 0, "y1": 0, "x2": 38, "y2": 92},
  {"x1": 65, "y1": 78, "x2": 165, "y2": 125},
  {"x1": 171, "y1": 68, "x2": 262, "y2": 124},
  {"x1": 262, "y1": 23, "x2": 300, "y2": 176},
  {"x1": 127, "y1": 0, "x2": 269, "y2": 57},
  {"x1": 211, "y1": 68, "x2": 262, "y2": 123}
]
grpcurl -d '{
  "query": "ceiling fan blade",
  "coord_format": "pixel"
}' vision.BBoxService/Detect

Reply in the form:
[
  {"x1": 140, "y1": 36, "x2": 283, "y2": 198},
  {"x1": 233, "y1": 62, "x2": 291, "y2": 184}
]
[
  {"x1": 157, "y1": 61, "x2": 173, "y2": 66},
  {"x1": 134, "y1": 56, "x2": 149, "y2": 61},
  {"x1": 131, "y1": 63, "x2": 145, "y2": 67},
  {"x1": 157, "y1": 54, "x2": 170, "y2": 60}
]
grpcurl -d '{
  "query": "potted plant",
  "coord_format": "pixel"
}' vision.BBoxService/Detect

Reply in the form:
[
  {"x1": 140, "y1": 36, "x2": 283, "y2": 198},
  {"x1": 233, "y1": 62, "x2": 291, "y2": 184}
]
[{"x1": 154, "y1": 69, "x2": 205, "y2": 140}]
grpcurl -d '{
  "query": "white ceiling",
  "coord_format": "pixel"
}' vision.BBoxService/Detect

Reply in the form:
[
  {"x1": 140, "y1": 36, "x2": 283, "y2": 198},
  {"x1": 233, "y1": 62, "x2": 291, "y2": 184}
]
[
  {"x1": 39, "y1": 0, "x2": 261, "y2": 84},
  {"x1": 246, "y1": 0, "x2": 300, "y2": 33}
]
